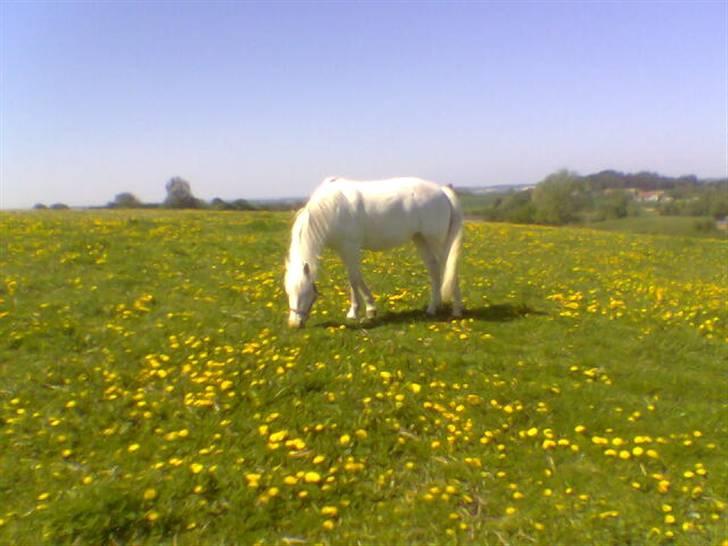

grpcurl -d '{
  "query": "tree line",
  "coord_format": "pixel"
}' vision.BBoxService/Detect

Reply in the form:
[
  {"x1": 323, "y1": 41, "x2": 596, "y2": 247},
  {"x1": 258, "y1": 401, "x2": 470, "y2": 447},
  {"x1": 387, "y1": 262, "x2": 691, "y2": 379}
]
[
  {"x1": 462, "y1": 170, "x2": 728, "y2": 226},
  {"x1": 33, "y1": 171, "x2": 728, "y2": 224},
  {"x1": 34, "y1": 177, "x2": 303, "y2": 212}
]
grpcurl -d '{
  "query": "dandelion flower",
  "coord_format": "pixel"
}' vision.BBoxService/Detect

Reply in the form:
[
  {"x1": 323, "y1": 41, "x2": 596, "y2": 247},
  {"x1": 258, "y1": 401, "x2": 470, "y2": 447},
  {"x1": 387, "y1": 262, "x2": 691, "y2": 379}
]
[
  {"x1": 321, "y1": 506, "x2": 338, "y2": 517},
  {"x1": 304, "y1": 471, "x2": 321, "y2": 484}
]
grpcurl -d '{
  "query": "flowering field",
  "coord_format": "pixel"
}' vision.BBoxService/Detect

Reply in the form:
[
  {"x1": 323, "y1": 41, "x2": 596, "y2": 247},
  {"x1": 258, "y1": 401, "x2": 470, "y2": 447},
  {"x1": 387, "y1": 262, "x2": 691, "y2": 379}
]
[{"x1": 1, "y1": 210, "x2": 726, "y2": 545}]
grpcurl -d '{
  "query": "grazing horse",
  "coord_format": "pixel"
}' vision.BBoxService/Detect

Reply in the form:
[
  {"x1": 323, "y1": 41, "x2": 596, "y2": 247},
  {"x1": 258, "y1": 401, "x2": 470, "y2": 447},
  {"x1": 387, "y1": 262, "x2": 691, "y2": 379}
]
[{"x1": 284, "y1": 177, "x2": 463, "y2": 328}]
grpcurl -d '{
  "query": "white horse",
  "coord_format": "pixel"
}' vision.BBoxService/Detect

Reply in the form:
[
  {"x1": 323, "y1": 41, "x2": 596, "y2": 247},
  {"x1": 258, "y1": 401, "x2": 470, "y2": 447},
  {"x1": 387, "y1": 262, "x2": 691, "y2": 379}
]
[{"x1": 284, "y1": 177, "x2": 464, "y2": 328}]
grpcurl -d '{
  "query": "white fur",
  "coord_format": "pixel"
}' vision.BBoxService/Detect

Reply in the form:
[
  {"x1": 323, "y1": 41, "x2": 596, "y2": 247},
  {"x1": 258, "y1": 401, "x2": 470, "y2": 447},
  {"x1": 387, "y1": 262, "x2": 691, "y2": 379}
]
[{"x1": 285, "y1": 177, "x2": 463, "y2": 328}]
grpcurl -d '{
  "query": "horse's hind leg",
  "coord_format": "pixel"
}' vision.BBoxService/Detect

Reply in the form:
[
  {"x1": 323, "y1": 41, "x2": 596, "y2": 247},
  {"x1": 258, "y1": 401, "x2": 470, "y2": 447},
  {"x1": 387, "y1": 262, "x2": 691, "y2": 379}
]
[
  {"x1": 450, "y1": 280, "x2": 463, "y2": 317},
  {"x1": 360, "y1": 281, "x2": 376, "y2": 318},
  {"x1": 414, "y1": 235, "x2": 442, "y2": 315}
]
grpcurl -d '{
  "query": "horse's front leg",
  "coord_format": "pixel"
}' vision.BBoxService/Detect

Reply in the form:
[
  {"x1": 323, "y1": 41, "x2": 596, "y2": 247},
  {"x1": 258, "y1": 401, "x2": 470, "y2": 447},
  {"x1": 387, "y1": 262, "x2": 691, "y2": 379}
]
[
  {"x1": 347, "y1": 274, "x2": 376, "y2": 319},
  {"x1": 341, "y1": 248, "x2": 376, "y2": 320},
  {"x1": 346, "y1": 284, "x2": 360, "y2": 320}
]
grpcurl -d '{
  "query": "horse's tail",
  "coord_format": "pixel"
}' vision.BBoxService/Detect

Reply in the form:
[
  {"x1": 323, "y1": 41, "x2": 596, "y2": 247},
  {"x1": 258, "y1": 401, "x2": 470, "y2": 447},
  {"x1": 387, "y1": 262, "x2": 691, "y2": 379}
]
[{"x1": 440, "y1": 184, "x2": 463, "y2": 310}]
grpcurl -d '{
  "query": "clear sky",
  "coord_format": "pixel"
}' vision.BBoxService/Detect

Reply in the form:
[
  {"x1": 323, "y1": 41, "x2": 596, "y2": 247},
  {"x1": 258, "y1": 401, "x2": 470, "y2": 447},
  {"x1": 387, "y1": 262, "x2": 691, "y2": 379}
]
[{"x1": 1, "y1": 1, "x2": 726, "y2": 208}]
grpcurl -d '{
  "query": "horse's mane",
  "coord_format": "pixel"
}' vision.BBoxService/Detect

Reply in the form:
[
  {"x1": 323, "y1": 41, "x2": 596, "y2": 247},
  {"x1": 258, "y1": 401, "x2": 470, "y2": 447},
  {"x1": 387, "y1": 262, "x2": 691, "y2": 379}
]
[{"x1": 288, "y1": 182, "x2": 347, "y2": 277}]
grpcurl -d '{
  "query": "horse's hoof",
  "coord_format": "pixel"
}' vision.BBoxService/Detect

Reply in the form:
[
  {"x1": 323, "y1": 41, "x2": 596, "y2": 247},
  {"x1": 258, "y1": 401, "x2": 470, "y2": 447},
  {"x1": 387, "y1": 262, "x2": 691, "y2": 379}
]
[
  {"x1": 365, "y1": 308, "x2": 377, "y2": 319},
  {"x1": 452, "y1": 307, "x2": 463, "y2": 318}
]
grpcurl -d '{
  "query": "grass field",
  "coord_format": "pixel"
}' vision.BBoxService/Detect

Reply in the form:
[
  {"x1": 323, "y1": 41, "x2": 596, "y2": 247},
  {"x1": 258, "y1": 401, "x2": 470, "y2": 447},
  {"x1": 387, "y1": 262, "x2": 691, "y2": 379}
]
[
  {"x1": 1, "y1": 210, "x2": 726, "y2": 545},
  {"x1": 585, "y1": 215, "x2": 727, "y2": 240}
]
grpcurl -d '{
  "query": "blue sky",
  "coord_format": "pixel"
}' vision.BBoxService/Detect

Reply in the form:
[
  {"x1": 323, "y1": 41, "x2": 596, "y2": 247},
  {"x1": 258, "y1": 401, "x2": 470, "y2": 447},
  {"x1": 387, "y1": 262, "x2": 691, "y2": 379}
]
[{"x1": 1, "y1": 1, "x2": 726, "y2": 208}]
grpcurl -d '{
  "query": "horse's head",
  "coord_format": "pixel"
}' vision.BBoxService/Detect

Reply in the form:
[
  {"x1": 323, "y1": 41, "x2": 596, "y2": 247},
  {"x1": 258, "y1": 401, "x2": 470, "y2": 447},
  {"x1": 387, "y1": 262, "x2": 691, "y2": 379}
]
[{"x1": 284, "y1": 260, "x2": 319, "y2": 328}]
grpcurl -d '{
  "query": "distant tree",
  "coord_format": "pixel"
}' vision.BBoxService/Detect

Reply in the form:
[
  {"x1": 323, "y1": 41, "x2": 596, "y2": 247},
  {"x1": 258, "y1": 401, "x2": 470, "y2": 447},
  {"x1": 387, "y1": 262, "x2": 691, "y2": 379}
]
[
  {"x1": 585, "y1": 170, "x2": 627, "y2": 191},
  {"x1": 33, "y1": 203, "x2": 47, "y2": 210},
  {"x1": 496, "y1": 190, "x2": 535, "y2": 223},
  {"x1": 210, "y1": 197, "x2": 233, "y2": 210},
  {"x1": 707, "y1": 189, "x2": 728, "y2": 219},
  {"x1": 594, "y1": 190, "x2": 631, "y2": 221},
  {"x1": 532, "y1": 170, "x2": 584, "y2": 225},
  {"x1": 209, "y1": 197, "x2": 256, "y2": 211},
  {"x1": 164, "y1": 177, "x2": 201, "y2": 209},
  {"x1": 49, "y1": 203, "x2": 70, "y2": 210},
  {"x1": 230, "y1": 198, "x2": 255, "y2": 211},
  {"x1": 110, "y1": 192, "x2": 143, "y2": 209}
]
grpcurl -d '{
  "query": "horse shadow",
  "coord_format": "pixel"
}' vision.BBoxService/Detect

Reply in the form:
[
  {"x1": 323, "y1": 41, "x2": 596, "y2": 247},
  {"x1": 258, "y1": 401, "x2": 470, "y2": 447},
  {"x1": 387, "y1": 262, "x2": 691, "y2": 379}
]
[{"x1": 315, "y1": 302, "x2": 545, "y2": 330}]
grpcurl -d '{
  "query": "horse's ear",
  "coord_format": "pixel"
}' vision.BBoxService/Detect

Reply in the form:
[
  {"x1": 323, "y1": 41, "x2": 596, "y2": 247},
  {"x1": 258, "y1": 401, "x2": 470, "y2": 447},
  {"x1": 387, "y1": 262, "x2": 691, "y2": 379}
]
[{"x1": 303, "y1": 262, "x2": 310, "y2": 277}]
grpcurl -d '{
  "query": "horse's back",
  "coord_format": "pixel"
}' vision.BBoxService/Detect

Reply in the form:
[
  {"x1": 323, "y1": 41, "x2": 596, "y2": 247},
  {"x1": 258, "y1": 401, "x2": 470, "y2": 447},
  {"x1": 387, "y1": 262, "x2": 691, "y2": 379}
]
[
  {"x1": 317, "y1": 177, "x2": 446, "y2": 211},
  {"x1": 315, "y1": 177, "x2": 452, "y2": 250}
]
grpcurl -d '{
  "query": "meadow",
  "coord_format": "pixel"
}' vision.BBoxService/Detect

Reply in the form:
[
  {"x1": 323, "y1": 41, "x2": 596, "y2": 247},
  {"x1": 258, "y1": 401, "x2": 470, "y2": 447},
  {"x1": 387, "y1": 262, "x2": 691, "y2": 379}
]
[
  {"x1": 585, "y1": 215, "x2": 727, "y2": 239},
  {"x1": 1, "y1": 210, "x2": 726, "y2": 545}
]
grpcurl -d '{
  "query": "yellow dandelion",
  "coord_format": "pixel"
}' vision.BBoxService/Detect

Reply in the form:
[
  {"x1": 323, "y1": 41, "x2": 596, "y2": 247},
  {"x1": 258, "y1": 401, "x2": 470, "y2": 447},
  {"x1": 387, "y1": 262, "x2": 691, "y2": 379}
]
[
  {"x1": 269, "y1": 430, "x2": 288, "y2": 443},
  {"x1": 321, "y1": 506, "x2": 338, "y2": 517},
  {"x1": 304, "y1": 471, "x2": 321, "y2": 484},
  {"x1": 245, "y1": 473, "x2": 262, "y2": 487}
]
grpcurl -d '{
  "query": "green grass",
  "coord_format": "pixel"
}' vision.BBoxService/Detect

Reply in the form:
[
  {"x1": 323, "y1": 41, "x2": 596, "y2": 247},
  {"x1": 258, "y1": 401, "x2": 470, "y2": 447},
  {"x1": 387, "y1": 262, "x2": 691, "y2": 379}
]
[
  {"x1": 1, "y1": 210, "x2": 726, "y2": 545},
  {"x1": 586, "y1": 215, "x2": 726, "y2": 239}
]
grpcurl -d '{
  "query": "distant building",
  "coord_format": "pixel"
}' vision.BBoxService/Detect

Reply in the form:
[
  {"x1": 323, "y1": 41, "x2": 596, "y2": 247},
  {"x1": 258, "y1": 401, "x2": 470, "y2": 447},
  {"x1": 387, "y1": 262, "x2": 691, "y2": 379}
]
[{"x1": 636, "y1": 190, "x2": 670, "y2": 203}]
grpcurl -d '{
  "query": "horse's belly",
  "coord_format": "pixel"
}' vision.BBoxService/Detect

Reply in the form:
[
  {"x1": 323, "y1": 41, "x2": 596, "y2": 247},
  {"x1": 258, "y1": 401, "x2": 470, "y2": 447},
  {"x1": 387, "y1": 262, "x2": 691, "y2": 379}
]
[
  {"x1": 361, "y1": 233, "x2": 411, "y2": 250},
  {"x1": 360, "y1": 220, "x2": 417, "y2": 250}
]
